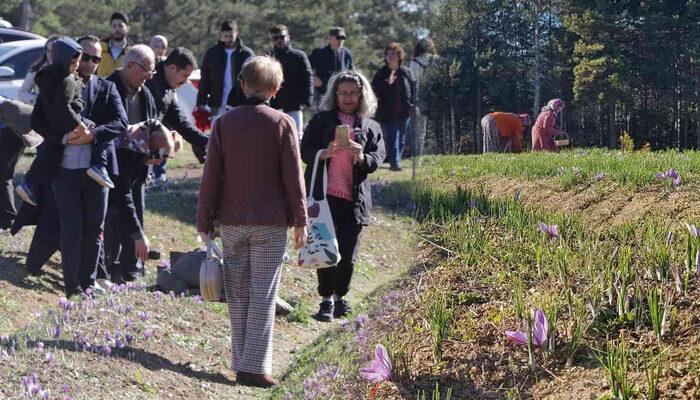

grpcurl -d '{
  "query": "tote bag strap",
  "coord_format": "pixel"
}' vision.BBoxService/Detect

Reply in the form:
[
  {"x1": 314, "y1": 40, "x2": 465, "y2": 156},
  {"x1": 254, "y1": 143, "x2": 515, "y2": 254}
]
[
  {"x1": 309, "y1": 149, "x2": 328, "y2": 201},
  {"x1": 206, "y1": 238, "x2": 222, "y2": 259}
]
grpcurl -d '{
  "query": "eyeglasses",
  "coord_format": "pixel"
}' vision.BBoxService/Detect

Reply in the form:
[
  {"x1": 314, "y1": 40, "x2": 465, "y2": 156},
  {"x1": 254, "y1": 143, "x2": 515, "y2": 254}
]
[
  {"x1": 337, "y1": 91, "x2": 361, "y2": 98},
  {"x1": 272, "y1": 35, "x2": 287, "y2": 41},
  {"x1": 81, "y1": 54, "x2": 103, "y2": 64},
  {"x1": 133, "y1": 61, "x2": 157, "y2": 76}
]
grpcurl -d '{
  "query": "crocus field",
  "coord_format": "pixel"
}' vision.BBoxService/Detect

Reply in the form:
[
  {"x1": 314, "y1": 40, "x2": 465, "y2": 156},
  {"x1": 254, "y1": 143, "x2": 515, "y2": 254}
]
[
  {"x1": 273, "y1": 149, "x2": 700, "y2": 399},
  {"x1": 4, "y1": 148, "x2": 700, "y2": 399}
]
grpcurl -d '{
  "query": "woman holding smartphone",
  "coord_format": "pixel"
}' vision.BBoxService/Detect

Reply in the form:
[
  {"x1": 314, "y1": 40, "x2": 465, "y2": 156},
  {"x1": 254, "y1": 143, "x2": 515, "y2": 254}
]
[{"x1": 301, "y1": 70, "x2": 386, "y2": 322}]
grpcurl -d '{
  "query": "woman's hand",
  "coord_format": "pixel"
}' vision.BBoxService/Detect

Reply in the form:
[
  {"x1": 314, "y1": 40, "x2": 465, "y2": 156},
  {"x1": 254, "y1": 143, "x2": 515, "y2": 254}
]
[
  {"x1": 293, "y1": 226, "x2": 308, "y2": 249},
  {"x1": 320, "y1": 140, "x2": 340, "y2": 160},
  {"x1": 387, "y1": 70, "x2": 397, "y2": 85},
  {"x1": 346, "y1": 140, "x2": 365, "y2": 164}
]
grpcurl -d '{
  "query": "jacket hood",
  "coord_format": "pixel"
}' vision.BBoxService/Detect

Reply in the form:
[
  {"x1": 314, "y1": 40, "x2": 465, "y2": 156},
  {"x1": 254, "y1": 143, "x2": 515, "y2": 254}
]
[{"x1": 52, "y1": 37, "x2": 82, "y2": 70}]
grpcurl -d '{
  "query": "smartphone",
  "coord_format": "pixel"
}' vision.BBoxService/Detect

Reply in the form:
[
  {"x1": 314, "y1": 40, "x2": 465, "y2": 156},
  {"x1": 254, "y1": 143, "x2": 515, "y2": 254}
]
[{"x1": 335, "y1": 125, "x2": 351, "y2": 147}]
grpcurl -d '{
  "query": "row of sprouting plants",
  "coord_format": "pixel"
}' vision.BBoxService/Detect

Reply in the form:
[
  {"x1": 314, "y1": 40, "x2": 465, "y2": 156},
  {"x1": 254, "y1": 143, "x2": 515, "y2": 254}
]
[{"x1": 407, "y1": 180, "x2": 700, "y2": 400}]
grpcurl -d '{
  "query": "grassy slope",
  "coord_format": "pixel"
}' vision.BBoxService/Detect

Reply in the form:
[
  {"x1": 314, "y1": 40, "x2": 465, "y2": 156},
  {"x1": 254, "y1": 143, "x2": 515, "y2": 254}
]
[
  {"x1": 274, "y1": 150, "x2": 700, "y2": 400},
  {"x1": 0, "y1": 147, "x2": 415, "y2": 399}
]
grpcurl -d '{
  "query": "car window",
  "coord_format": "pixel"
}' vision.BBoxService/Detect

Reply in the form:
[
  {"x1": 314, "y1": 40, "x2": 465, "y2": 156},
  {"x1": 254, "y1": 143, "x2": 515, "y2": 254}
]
[{"x1": 0, "y1": 47, "x2": 42, "y2": 80}]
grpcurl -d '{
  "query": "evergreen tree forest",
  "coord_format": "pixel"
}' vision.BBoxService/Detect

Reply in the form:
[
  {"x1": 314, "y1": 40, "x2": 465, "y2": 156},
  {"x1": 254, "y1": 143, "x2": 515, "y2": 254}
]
[{"x1": 2, "y1": 0, "x2": 699, "y2": 152}]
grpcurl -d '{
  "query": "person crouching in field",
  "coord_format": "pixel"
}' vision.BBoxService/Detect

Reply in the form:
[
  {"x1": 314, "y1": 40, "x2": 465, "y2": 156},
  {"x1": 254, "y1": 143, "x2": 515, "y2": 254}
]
[
  {"x1": 196, "y1": 56, "x2": 308, "y2": 388},
  {"x1": 532, "y1": 98, "x2": 565, "y2": 152},
  {"x1": 481, "y1": 112, "x2": 530, "y2": 153},
  {"x1": 301, "y1": 70, "x2": 386, "y2": 322}
]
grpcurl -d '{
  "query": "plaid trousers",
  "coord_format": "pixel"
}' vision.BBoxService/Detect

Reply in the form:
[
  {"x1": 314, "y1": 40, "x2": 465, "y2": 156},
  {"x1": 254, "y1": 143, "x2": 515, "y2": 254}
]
[{"x1": 220, "y1": 225, "x2": 287, "y2": 375}]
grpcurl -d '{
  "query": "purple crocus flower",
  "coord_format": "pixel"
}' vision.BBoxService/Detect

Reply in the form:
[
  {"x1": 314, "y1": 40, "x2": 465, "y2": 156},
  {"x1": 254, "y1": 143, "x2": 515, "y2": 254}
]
[
  {"x1": 594, "y1": 172, "x2": 606, "y2": 181},
  {"x1": 138, "y1": 311, "x2": 149, "y2": 322},
  {"x1": 666, "y1": 230, "x2": 674, "y2": 246},
  {"x1": 159, "y1": 259, "x2": 171, "y2": 269},
  {"x1": 193, "y1": 295, "x2": 203, "y2": 304},
  {"x1": 143, "y1": 328, "x2": 153, "y2": 339},
  {"x1": 58, "y1": 297, "x2": 74, "y2": 312},
  {"x1": 505, "y1": 308, "x2": 548, "y2": 348},
  {"x1": 537, "y1": 222, "x2": 559, "y2": 239},
  {"x1": 359, "y1": 344, "x2": 392, "y2": 383},
  {"x1": 124, "y1": 318, "x2": 133, "y2": 328}
]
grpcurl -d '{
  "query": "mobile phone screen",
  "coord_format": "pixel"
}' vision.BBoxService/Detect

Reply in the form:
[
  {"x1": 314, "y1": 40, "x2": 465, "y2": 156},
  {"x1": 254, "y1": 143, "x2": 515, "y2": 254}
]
[{"x1": 335, "y1": 125, "x2": 350, "y2": 147}]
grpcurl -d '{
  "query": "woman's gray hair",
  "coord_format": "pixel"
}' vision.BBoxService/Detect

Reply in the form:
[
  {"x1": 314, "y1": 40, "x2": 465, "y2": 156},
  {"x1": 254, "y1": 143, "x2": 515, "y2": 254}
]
[
  {"x1": 320, "y1": 70, "x2": 377, "y2": 119},
  {"x1": 239, "y1": 55, "x2": 284, "y2": 101}
]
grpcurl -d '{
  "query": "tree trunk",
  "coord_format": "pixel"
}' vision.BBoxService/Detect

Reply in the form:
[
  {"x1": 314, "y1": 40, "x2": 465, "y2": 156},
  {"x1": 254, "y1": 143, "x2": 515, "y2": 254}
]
[
  {"x1": 532, "y1": 5, "x2": 542, "y2": 116},
  {"x1": 475, "y1": 77, "x2": 482, "y2": 153},
  {"x1": 20, "y1": 0, "x2": 31, "y2": 30}
]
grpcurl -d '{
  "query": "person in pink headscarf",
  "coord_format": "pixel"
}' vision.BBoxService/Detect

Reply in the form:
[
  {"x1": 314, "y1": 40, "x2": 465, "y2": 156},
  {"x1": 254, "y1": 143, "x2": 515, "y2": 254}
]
[{"x1": 532, "y1": 98, "x2": 564, "y2": 152}]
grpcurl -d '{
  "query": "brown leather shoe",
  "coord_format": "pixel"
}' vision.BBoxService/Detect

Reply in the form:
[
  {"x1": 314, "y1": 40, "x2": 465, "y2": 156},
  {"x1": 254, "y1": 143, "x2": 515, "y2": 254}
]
[{"x1": 236, "y1": 371, "x2": 279, "y2": 388}]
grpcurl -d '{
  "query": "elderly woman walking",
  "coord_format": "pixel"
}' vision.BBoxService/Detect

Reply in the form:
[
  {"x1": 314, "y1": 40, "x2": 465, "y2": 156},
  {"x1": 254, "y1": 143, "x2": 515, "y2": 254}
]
[
  {"x1": 196, "y1": 56, "x2": 308, "y2": 388},
  {"x1": 301, "y1": 70, "x2": 386, "y2": 322},
  {"x1": 532, "y1": 98, "x2": 565, "y2": 152}
]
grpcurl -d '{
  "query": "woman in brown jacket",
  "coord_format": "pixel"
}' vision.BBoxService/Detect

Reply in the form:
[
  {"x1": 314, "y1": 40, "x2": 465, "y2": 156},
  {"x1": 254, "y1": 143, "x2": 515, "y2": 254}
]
[{"x1": 196, "y1": 56, "x2": 307, "y2": 388}]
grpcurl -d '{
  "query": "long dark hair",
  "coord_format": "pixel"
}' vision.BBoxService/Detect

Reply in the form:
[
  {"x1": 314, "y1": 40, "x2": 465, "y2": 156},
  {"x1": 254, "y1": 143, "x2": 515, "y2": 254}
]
[{"x1": 30, "y1": 36, "x2": 59, "y2": 73}]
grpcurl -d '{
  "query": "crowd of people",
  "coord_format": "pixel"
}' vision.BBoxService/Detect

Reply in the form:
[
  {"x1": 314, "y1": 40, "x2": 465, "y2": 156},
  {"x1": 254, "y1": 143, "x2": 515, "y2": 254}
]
[{"x1": 0, "y1": 10, "x2": 567, "y2": 388}]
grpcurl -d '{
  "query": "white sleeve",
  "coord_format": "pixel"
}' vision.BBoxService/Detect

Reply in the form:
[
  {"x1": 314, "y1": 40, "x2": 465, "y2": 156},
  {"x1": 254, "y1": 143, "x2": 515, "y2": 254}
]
[{"x1": 18, "y1": 71, "x2": 38, "y2": 105}]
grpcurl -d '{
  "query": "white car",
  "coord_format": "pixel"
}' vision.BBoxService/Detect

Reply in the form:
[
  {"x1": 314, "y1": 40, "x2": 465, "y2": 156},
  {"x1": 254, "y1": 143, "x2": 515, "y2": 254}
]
[
  {"x1": 0, "y1": 39, "x2": 46, "y2": 101},
  {"x1": 175, "y1": 68, "x2": 204, "y2": 131}
]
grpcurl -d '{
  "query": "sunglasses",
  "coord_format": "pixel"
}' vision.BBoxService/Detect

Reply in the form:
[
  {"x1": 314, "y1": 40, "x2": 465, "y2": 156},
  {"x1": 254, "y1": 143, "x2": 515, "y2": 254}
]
[
  {"x1": 81, "y1": 54, "x2": 103, "y2": 64},
  {"x1": 272, "y1": 35, "x2": 287, "y2": 41}
]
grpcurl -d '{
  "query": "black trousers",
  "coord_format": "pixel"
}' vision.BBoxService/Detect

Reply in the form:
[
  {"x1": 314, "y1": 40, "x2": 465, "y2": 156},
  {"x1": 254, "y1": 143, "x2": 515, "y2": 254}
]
[
  {"x1": 0, "y1": 127, "x2": 24, "y2": 229},
  {"x1": 103, "y1": 177, "x2": 146, "y2": 282},
  {"x1": 316, "y1": 195, "x2": 363, "y2": 298},
  {"x1": 52, "y1": 169, "x2": 108, "y2": 294}
]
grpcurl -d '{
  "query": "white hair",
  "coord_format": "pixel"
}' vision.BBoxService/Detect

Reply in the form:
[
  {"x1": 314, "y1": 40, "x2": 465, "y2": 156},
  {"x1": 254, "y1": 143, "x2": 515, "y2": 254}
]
[
  {"x1": 320, "y1": 70, "x2": 377, "y2": 119},
  {"x1": 149, "y1": 35, "x2": 168, "y2": 47},
  {"x1": 123, "y1": 44, "x2": 155, "y2": 66}
]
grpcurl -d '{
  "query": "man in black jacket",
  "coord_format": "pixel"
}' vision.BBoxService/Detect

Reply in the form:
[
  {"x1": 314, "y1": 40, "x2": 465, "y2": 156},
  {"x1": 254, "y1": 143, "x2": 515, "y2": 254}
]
[
  {"x1": 195, "y1": 19, "x2": 255, "y2": 121},
  {"x1": 145, "y1": 47, "x2": 208, "y2": 183},
  {"x1": 103, "y1": 44, "x2": 161, "y2": 283},
  {"x1": 309, "y1": 27, "x2": 354, "y2": 112},
  {"x1": 13, "y1": 35, "x2": 128, "y2": 293},
  {"x1": 269, "y1": 25, "x2": 312, "y2": 137}
]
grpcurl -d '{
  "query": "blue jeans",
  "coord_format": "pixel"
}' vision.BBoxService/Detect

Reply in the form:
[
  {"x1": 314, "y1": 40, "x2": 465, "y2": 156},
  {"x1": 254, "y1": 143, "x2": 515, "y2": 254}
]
[{"x1": 381, "y1": 118, "x2": 408, "y2": 169}]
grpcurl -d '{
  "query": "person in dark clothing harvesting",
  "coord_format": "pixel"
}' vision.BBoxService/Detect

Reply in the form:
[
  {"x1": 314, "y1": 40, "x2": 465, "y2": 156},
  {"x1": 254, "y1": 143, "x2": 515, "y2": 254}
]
[
  {"x1": 145, "y1": 47, "x2": 208, "y2": 164},
  {"x1": 309, "y1": 27, "x2": 354, "y2": 113},
  {"x1": 195, "y1": 19, "x2": 255, "y2": 122},
  {"x1": 269, "y1": 24, "x2": 312, "y2": 137},
  {"x1": 300, "y1": 70, "x2": 385, "y2": 322},
  {"x1": 371, "y1": 42, "x2": 415, "y2": 171}
]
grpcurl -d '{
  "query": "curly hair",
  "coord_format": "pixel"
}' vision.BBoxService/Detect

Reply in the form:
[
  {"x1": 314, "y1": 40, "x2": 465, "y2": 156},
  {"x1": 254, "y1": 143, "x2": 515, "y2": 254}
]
[
  {"x1": 320, "y1": 70, "x2": 377, "y2": 119},
  {"x1": 384, "y1": 42, "x2": 405, "y2": 65}
]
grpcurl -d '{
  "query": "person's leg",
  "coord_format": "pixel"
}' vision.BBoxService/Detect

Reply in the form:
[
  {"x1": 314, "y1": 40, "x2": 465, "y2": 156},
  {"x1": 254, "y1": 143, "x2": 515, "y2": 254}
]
[
  {"x1": 220, "y1": 225, "x2": 251, "y2": 373},
  {"x1": 381, "y1": 121, "x2": 399, "y2": 169},
  {"x1": 240, "y1": 225, "x2": 286, "y2": 375},
  {"x1": 78, "y1": 175, "x2": 108, "y2": 290},
  {"x1": 0, "y1": 128, "x2": 25, "y2": 228},
  {"x1": 87, "y1": 144, "x2": 114, "y2": 188},
  {"x1": 397, "y1": 117, "x2": 408, "y2": 161},
  {"x1": 332, "y1": 198, "x2": 362, "y2": 298},
  {"x1": 102, "y1": 207, "x2": 123, "y2": 282},
  {"x1": 285, "y1": 110, "x2": 303, "y2": 140},
  {"x1": 52, "y1": 169, "x2": 84, "y2": 295},
  {"x1": 25, "y1": 189, "x2": 60, "y2": 275}
]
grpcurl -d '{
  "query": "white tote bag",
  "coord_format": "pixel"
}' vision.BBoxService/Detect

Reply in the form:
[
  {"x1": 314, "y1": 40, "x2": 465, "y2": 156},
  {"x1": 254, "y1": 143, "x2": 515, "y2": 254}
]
[
  {"x1": 199, "y1": 238, "x2": 224, "y2": 301},
  {"x1": 298, "y1": 150, "x2": 341, "y2": 269}
]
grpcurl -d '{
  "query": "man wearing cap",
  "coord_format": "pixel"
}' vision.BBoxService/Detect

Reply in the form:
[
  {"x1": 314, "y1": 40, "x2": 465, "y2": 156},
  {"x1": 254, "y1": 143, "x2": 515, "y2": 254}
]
[
  {"x1": 195, "y1": 19, "x2": 255, "y2": 122},
  {"x1": 309, "y1": 27, "x2": 354, "y2": 112},
  {"x1": 481, "y1": 111, "x2": 530, "y2": 153},
  {"x1": 97, "y1": 12, "x2": 133, "y2": 77}
]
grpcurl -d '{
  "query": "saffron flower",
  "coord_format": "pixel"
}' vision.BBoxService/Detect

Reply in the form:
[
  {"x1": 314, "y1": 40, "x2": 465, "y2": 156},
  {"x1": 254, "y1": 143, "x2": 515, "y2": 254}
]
[
  {"x1": 159, "y1": 259, "x2": 171, "y2": 269},
  {"x1": 537, "y1": 222, "x2": 559, "y2": 239},
  {"x1": 58, "y1": 297, "x2": 74, "y2": 312},
  {"x1": 656, "y1": 168, "x2": 681, "y2": 186},
  {"x1": 505, "y1": 308, "x2": 548, "y2": 348},
  {"x1": 594, "y1": 172, "x2": 606, "y2": 181},
  {"x1": 143, "y1": 328, "x2": 153, "y2": 339},
  {"x1": 359, "y1": 344, "x2": 392, "y2": 384}
]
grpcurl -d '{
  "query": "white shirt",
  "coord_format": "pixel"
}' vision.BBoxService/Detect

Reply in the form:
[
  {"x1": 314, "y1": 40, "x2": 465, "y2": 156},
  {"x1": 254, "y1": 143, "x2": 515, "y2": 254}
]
[{"x1": 220, "y1": 48, "x2": 234, "y2": 108}]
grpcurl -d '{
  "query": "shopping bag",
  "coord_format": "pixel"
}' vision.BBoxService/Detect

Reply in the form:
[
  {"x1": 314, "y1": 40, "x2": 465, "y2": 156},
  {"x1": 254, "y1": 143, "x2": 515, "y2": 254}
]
[{"x1": 199, "y1": 238, "x2": 223, "y2": 301}]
